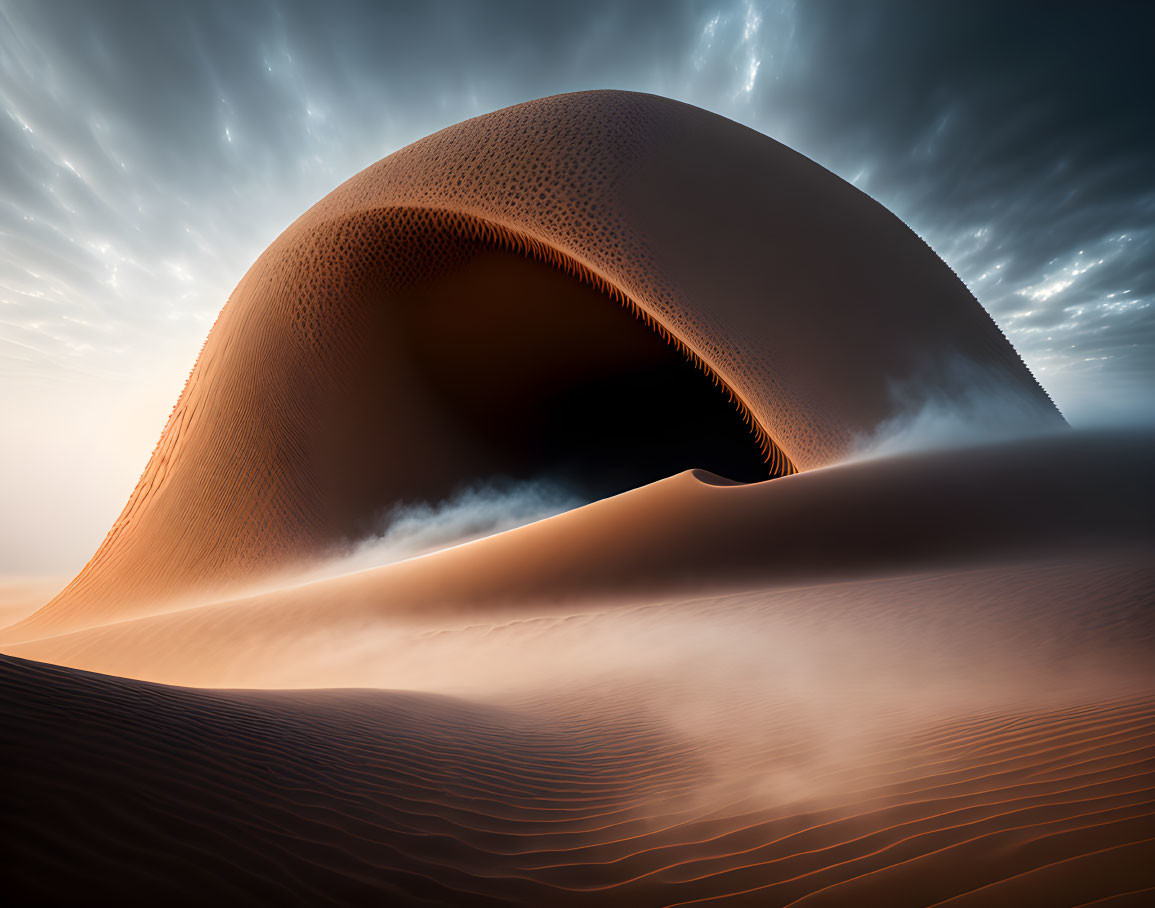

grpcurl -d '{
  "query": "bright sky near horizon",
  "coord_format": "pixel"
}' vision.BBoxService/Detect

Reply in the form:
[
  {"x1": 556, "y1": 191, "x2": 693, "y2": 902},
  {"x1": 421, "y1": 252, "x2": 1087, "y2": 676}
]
[{"x1": 1, "y1": 0, "x2": 1152, "y2": 573}]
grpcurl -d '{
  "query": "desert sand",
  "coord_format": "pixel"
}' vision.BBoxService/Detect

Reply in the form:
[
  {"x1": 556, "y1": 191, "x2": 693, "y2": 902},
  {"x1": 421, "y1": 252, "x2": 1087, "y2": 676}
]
[{"x1": 3, "y1": 92, "x2": 1150, "y2": 905}]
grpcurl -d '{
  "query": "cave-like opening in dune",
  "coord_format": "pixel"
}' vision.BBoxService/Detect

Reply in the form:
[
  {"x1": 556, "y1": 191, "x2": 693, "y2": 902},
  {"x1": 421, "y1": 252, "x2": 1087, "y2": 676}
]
[
  {"x1": 320, "y1": 233, "x2": 783, "y2": 537},
  {"x1": 401, "y1": 243, "x2": 780, "y2": 487},
  {"x1": 396, "y1": 243, "x2": 782, "y2": 495}
]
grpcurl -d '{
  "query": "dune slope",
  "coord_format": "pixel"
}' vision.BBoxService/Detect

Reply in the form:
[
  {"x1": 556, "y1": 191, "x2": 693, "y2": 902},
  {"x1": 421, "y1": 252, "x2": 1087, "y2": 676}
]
[{"x1": 6, "y1": 431, "x2": 1150, "y2": 683}]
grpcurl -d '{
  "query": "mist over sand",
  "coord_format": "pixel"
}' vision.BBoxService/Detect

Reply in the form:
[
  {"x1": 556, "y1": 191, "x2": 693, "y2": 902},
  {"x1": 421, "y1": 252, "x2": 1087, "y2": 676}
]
[{"x1": 311, "y1": 477, "x2": 584, "y2": 579}]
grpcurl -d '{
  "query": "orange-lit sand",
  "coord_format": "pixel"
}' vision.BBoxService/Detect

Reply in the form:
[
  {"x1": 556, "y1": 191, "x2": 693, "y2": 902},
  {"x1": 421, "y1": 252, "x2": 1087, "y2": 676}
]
[{"x1": 3, "y1": 92, "x2": 1149, "y2": 905}]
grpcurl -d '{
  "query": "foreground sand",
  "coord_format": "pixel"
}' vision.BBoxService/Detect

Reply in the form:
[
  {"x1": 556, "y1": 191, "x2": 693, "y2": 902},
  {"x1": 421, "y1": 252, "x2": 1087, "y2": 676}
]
[
  {"x1": 4, "y1": 432, "x2": 1154, "y2": 905},
  {"x1": 5, "y1": 562, "x2": 1154, "y2": 905}
]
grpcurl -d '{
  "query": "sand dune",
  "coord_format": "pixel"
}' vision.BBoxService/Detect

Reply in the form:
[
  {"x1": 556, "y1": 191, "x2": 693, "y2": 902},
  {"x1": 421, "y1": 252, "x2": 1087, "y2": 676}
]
[
  {"x1": 6, "y1": 430, "x2": 1152, "y2": 686},
  {"x1": 4, "y1": 92, "x2": 1150, "y2": 904},
  {"x1": 4, "y1": 649, "x2": 1153, "y2": 906},
  {"x1": 18, "y1": 89, "x2": 1061, "y2": 638},
  {"x1": 6, "y1": 436, "x2": 1152, "y2": 903}
]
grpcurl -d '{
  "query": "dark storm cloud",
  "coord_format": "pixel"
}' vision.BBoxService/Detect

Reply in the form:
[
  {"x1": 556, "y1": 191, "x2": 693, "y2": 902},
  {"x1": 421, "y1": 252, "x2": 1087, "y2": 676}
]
[{"x1": 0, "y1": 0, "x2": 1152, "y2": 420}]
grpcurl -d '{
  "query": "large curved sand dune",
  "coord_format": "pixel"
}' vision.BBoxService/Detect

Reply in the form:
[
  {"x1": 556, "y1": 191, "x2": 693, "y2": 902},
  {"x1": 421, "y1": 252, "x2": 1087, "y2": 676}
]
[
  {"x1": 12, "y1": 89, "x2": 1061, "y2": 638},
  {"x1": 4, "y1": 93, "x2": 1149, "y2": 905}
]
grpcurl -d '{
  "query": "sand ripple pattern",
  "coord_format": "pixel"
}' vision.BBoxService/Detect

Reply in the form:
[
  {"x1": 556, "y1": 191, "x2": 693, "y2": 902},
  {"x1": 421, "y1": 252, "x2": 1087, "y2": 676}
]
[{"x1": 4, "y1": 656, "x2": 1153, "y2": 906}]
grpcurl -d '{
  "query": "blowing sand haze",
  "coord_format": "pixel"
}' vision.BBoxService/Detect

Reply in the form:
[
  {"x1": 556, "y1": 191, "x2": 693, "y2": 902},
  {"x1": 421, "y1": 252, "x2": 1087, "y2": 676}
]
[{"x1": 3, "y1": 87, "x2": 1152, "y2": 906}]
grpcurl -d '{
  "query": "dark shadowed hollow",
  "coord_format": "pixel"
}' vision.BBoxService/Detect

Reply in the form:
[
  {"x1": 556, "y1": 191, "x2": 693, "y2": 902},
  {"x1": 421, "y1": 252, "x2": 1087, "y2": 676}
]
[{"x1": 324, "y1": 240, "x2": 776, "y2": 542}]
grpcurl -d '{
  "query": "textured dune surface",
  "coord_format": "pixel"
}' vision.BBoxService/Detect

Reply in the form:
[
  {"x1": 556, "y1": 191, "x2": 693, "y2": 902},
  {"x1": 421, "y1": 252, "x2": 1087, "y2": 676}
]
[{"x1": 3, "y1": 92, "x2": 1150, "y2": 906}]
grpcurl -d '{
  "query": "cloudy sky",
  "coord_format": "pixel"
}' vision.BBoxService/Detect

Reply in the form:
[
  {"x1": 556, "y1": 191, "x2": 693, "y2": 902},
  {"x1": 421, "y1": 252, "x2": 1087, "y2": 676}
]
[{"x1": 1, "y1": 0, "x2": 1152, "y2": 573}]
